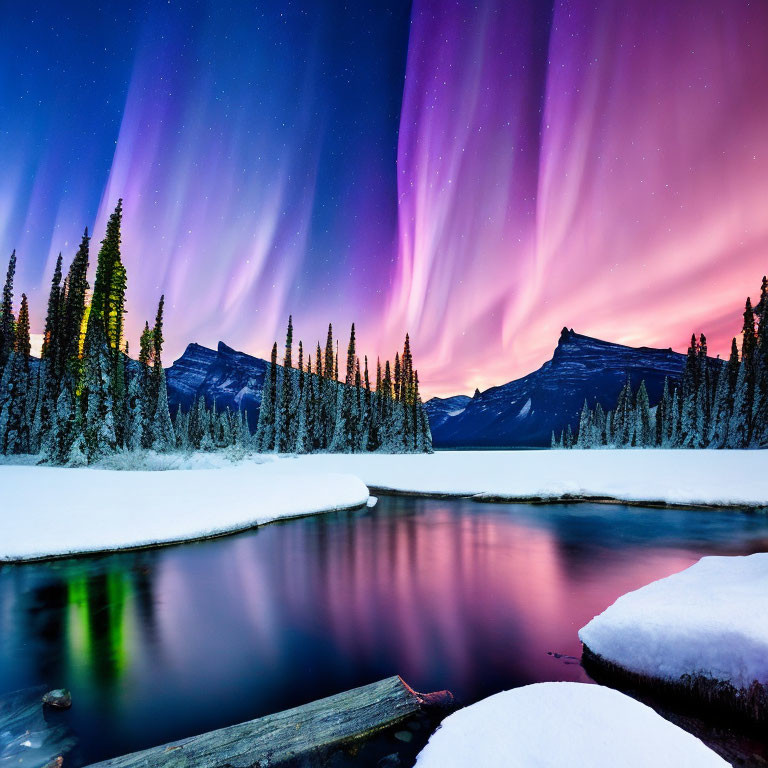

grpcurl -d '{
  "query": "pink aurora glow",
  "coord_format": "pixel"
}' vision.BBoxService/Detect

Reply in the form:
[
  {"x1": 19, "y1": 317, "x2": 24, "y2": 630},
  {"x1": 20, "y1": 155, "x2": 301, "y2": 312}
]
[{"x1": 5, "y1": 0, "x2": 768, "y2": 397}]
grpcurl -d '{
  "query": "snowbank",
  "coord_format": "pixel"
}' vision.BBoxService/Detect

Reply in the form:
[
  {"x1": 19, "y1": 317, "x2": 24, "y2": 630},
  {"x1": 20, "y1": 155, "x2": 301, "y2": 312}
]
[
  {"x1": 579, "y1": 554, "x2": 768, "y2": 694},
  {"x1": 0, "y1": 463, "x2": 368, "y2": 561},
  {"x1": 284, "y1": 449, "x2": 768, "y2": 508},
  {"x1": 415, "y1": 682, "x2": 727, "y2": 768}
]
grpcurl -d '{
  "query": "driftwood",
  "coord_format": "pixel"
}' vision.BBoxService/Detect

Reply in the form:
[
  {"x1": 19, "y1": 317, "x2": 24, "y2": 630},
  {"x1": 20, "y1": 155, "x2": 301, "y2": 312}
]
[{"x1": 86, "y1": 676, "x2": 454, "y2": 768}]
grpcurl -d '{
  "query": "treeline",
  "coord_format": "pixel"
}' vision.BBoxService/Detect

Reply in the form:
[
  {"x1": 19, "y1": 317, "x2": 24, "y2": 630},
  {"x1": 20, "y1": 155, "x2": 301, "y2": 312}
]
[
  {"x1": 555, "y1": 277, "x2": 768, "y2": 449},
  {"x1": 0, "y1": 201, "x2": 176, "y2": 463},
  {"x1": 0, "y1": 200, "x2": 432, "y2": 462},
  {"x1": 253, "y1": 318, "x2": 433, "y2": 453}
]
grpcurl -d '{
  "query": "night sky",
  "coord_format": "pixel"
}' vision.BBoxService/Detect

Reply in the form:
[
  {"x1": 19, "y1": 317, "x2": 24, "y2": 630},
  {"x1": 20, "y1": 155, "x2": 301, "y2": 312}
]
[{"x1": 2, "y1": 0, "x2": 767, "y2": 396}]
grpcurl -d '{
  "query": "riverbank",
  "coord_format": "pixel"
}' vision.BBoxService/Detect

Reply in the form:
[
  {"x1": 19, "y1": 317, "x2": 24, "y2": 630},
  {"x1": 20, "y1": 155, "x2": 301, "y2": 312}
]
[
  {"x1": 4, "y1": 448, "x2": 768, "y2": 561},
  {"x1": 579, "y1": 553, "x2": 768, "y2": 726},
  {"x1": 286, "y1": 449, "x2": 768, "y2": 510},
  {"x1": 0, "y1": 462, "x2": 369, "y2": 561}
]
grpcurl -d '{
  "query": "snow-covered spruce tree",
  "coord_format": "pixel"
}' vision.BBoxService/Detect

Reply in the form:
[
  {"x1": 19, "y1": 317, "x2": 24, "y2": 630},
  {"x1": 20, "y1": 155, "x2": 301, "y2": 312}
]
[
  {"x1": 26, "y1": 361, "x2": 41, "y2": 453},
  {"x1": 654, "y1": 378, "x2": 667, "y2": 446},
  {"x1": 751, "y1": 368, "x2": 768, "y2": 448},
  {"x1": 82, "y1": 318, "x2": 117, "y2": 459},
  {"x1": 576, "y1": 400, "x2": 592, "y2": 448},
  {"x1": 0, "y1": 294, "x2": 31, "y2": 454},
  {"x1": 125, "y1": 366, "x2": 145, "y2": 451},
  {"x1": 255, "y1": 342, "x2": 278, "y2": 451},
  {"x1": 199, "y1": 400, "x2": 215, "y2": 451},
  {"x1": 565, "y1": 423, "x2": 574, "y2": 449},
  {"x1": 694, "y1": 334, "x2": 711, "y2": 446},
  {"x1": 708, "y1": 365, "x2": 729, "y2": 448},
  {"x1": 277, "y1": 316, "x2": 294, "y2": 452},
  {"x1": 634, "y1": 381, "x2": 652, "y2": 447},
  {"x1": 678, "y1": 334, "x2": 699, "y2": 447},
  {"x1": 726, "y1": 361, "x2": 750, "y2": 448},
  {"x1": 35, "y1": 253, "x2": 64, "y2": 452},
  {"x1": 81, "y1": 201, "x2": 127, "y2": 461},
  {"x1": 330, "y1": 325, "x2": 359, "y2": 452},
  {"x1": 30, "y1": 364, "x2": 47, "y2": 454},
  {"x1": 295, "y1": 362, "x2": 311, "y2": 453},
  {"x1": 366, "y1": 358, "x2": 382, "y2": 451},
  {"x1": 593, "y1": 401, "x2": 606, "y2": 446},
  {"x1": 617, "y1": 377, "x2": 635, "y2": 446},
  {"x1": 669, "y1": 388, "x2": 681, "y2": 446},
  {"x1": 0, "y1": 250, "x2": 17, "y2": 369},
  {"x1": 149, "y1": 296, "x2": 174, "y2": 451},
  {"x1": 152, "y1": 367, "x2": 175, "y2": 451},
  {"x1": 310, "y1": 363, "x2": 324, "y2": 450},
  {"x1": 41, "y1": 229, "x2": 91, "y2": 463},
  {"x1": 362, "y1": 356, "x2": 372, "y2": 451},
  {"x1": 186, "y1": 396, "x2": 203, "y2": 449},
  {"x1": 173, "y1": 405, "x2": 190, "y2": 451},
  {"x1": 751, "y1": 278, "x2": 768, "y2": 446},
  {"x1": 58, "y1": 230, "x2": 90, "y2": 380}
]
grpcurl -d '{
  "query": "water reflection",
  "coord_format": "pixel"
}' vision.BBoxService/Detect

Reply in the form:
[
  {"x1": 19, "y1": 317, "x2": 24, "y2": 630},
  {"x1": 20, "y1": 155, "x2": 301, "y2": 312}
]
[{"x1": 0, "y1": 498, "x2": 766, "y2": 765}]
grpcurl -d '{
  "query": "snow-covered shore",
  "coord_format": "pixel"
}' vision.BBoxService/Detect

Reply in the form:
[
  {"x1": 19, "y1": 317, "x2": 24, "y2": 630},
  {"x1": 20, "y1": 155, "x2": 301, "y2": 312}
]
[
  {"x1": 0, "y1": 463, "x2": 368, "y2": 561},
  {"x1": 414, "y1": 682, "x2": 728, "y2": 767},
  {"x1": 286, "y1": 449, "x2": 768, "y2": 508},
  {"x1": 3, "y1": 448, "x2": 767, "y2": 561},
  {"x1": 579, "y1": 554, "x2": 768, "y2": 709}
]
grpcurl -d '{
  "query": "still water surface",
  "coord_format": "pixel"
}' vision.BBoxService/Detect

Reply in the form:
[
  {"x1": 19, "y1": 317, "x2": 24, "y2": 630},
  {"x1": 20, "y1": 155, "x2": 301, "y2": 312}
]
[{"x1": 1, "y1": 496, "x2": 767, "y2": 764}]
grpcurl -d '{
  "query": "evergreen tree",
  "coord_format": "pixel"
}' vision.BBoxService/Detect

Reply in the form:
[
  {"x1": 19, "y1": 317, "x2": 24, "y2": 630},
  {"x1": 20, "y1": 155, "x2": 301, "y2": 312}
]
[
  {"x1": 149, "y1": 296, "x2": 174, "y2": 451},
  {"x1": 726, "y1": 361, "x2": 751, "y2": 448},
  {"x1": 324, "y1": 324, "x2": 334, "y2": 380},
  {"x1": 59, "y1": 229, "x2": 90, "y2": 381},
  {"x1": 708, "y1": 366, "x2": 729, "y2": 448},
  {"x1": 278, "y1": 317, "x2": 295, "y2": 451},
  {"x1": 151, "y1": 367, "x2": 175, "y2": 451},
  {"x1": 81, "y1": 204, "x2": 127, "y2": 460},
  {"x1": 256, "y1": 343, "x2": 278, "y2": 451},
  {"x1": 0, "y1": 293, "x2": 31, "y2": 453},
  {"x1": 656, "y1": 378, "x2": 670, "y2": 446},
  {"x1": 576, "y1": 400, "x2": 592, "y2": 448},
  {"x1": 173, "y1": 405, "x2": 189, "y2": 451},
  {"x1": 593, "y1": 402, "x2": 606, "y2": 446},
  {"x1": 0, "y1": 250, "x2": 17, "y2": 368},
  {"x1": 635, "y1": 381, "x2": 652, "y2": 447},
  {"x1": 125, "y1": 366, "x2": 145, "y2": 450},
  {"x1": 81, "y1": 317, "x2": 117, "y2": 459},
  {"x1": 344, "y1": 324, "x2": 356, "y2": 385},
  {"x1": 41, "y1": 253, "x2": 63, "y2": 360}
]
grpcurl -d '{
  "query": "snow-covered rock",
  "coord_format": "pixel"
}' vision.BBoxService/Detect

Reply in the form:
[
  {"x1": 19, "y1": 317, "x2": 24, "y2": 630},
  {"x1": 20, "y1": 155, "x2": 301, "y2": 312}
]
[
  {"x1": 0, "y1": 462, "x2": 368, "y2": 561},
  {"x1": 415, "y1": 682, "x2": 728, "y2": 767},
  {"x1": 579, "y1": 554, "x2": 768, "y2": 693}
]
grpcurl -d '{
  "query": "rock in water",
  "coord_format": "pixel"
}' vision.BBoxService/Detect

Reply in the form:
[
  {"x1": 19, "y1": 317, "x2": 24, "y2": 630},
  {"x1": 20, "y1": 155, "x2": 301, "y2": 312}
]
[{"x1": 42, "y1": 689, "x2": 72, "y2": 709}]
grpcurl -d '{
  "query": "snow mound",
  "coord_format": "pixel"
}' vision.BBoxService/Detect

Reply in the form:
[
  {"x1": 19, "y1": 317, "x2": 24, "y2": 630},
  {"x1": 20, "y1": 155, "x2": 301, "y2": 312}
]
[
  {"x1": 0, "y1": 464, "x2": 369, "y2": 561},
  {"x1": 579, "y1": 554, "x2": 768, "y2": 691},
  {"x1": 415, "y1": 682, "x2": 727, "y2": 768}
]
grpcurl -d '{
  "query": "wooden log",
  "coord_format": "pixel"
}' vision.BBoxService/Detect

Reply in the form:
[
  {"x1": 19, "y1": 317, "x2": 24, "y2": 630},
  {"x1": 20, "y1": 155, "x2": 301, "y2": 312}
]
[{"x1": 86, "y1": 676, "x2": 455, "y2": 768}]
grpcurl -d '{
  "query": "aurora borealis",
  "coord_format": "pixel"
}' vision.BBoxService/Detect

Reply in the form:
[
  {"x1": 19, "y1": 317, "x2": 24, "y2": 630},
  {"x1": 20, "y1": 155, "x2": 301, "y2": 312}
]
[{"x1": 2, "y1": 0, "x2": 767, "y2": 396}]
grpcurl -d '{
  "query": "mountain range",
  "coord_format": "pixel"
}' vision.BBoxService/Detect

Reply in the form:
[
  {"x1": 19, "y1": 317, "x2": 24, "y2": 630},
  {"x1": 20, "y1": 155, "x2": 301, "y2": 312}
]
[
  {"x1": 165, "y1": 329, "x2": 715, "y2": 446},
  {"x1": 166, "y1": 341, "x2": 267, "y2": 420}
]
